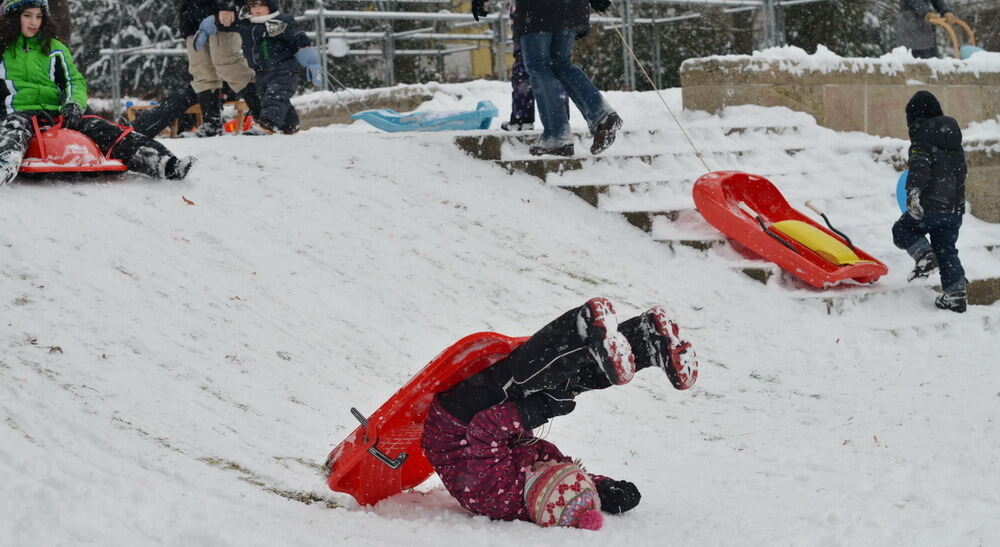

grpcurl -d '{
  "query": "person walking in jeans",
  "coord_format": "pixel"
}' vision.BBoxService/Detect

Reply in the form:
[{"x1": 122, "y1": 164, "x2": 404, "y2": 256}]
[{"x1": 507, "y1": 0, "x2": 621, "y2": 156}]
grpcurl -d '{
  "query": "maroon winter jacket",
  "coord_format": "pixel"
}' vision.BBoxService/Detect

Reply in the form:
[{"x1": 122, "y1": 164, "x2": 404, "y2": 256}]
[{"x1": 421, "y1": 397, "x2": 608, "y2": 521}]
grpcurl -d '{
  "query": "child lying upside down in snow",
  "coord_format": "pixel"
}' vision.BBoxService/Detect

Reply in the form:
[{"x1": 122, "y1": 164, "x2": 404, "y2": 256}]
[{"x1": 420, "y1": 297, "x2": 698, "y2": 530}]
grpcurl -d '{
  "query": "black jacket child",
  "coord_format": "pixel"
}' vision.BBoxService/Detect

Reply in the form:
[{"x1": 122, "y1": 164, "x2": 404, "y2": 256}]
[
  {"x1": 905, "y1": 90, "x2": 967, "y2": 214},
  {"x1": 513, "y1": 0, "x2": 591, "y2": 38}
]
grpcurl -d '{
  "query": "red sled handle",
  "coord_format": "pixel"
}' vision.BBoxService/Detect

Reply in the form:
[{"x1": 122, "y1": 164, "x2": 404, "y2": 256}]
[{"x1": 350, "y1": 407, "x2": 408, "y2": 469}]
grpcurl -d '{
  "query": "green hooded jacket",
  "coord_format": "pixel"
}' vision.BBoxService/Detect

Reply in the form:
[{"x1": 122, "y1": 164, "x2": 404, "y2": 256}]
[{"x1": 0, "y1": 34, "x2": 87, "y2": 114}]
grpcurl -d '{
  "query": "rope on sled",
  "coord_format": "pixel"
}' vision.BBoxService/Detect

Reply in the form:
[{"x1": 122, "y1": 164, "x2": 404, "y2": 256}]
[{"x1": 599, "y1": 9, "x2": 713, "y2": 173}]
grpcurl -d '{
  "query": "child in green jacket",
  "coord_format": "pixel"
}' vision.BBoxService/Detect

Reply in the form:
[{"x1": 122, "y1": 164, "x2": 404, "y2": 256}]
[{"x1": 0, "y1": 0, "x2": 195, "y2": 185}]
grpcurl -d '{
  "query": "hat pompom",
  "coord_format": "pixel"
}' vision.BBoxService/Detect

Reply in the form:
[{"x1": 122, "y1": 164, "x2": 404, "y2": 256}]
[{"x1": 577, "y1": 509, "x2": 604, "y2": 531}]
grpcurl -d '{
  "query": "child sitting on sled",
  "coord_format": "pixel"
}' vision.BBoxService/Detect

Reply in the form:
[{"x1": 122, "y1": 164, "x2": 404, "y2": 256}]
[
  {"x1": 892, "y1": 90, "x2": 968, "y2": 312},
  {"x1": 420, "y1": 297, "x2": 698, "y2": 530},
  {"x1": 194, "y1": 0, "x2": 321, "y2": 135},
  {"x1": 0, "y1": 0, "x2": 195, "y2": 185}
]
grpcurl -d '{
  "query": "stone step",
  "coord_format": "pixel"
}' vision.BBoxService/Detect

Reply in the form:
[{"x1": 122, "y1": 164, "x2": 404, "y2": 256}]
[{"x1": 455, "y1": 125, "x2": 812, "y2": 161}]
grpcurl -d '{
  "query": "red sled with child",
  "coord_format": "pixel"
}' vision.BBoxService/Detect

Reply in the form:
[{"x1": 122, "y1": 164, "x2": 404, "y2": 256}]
[
  {"x1": 18, "y1": 115, "x2": 128, "y2": 175},
  {"x1": 324, "y1": 332, "x2": 527, "y2": 506}
]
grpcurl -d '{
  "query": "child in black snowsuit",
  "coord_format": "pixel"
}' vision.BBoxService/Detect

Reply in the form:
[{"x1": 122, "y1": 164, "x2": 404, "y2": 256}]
[
  {"x1": 195, "y1": 0, "x2": 321, "y2": 135},
  {"x1": 892, "y1": 90, "x2": 968, "y2": 312}
]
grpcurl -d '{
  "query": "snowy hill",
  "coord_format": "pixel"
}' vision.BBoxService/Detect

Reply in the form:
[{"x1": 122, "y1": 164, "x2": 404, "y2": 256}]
[{"x1": 2, "y1": 82, "x2": 999, "y2": 546}]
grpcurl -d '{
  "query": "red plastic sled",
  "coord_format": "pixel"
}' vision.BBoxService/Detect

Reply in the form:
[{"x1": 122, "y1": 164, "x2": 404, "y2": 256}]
[
  {"x1": 692, "y1": 171, "x2": 888, "y2": 288},
  {"x1": 19, "y1": 115, "x2": 128, "y2": 174},
  {"x1": 324, "y1": 332, "x2": 527, "y2": 506}
]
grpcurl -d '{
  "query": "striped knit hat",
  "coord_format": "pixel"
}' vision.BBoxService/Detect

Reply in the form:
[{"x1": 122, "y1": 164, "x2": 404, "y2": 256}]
[
  {"x1": 1, "y1": 0, "x2": 47, "y2": 17},
  {"x1": 523, "y1": 462, "x2": 603, "y2": 530}
]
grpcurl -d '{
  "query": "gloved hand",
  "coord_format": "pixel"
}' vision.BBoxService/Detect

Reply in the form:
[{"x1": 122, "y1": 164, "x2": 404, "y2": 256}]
[
  {"x1": 595, "y1": 479, "x2": 641, "y2": 513},
  {"x1": 193, "y1": 15, "x2": 218, "y2": 51},
  {"x1": 471, "y1": 0, "x2": 488, "y2": 22},
  {"x1": 61, "y1": 102, "x2": 83, "y2": 130},
  {"x1": 943, "y1": 11, "x2": 959, "y2": 24},
  {"x1": 514, "y1": 389, "x2": 576, "y2": 429},
  {"x1": 590, "y1": 0, "x2": 611, "y2": 12},
  {"x1": 295, "y1": 47, "x2": 323, "y2": 86},
  {"x1": 907, "y1": 188, "x2": 924, "y2": 220}
]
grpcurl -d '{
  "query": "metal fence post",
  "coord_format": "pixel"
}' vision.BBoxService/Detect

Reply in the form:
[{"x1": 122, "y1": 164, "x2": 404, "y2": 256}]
[
  {"x1": 316, "y1": 0, "x2": 330, "y2": 91},
  {"x1": 493, "y1": 1, "x2": 509, "y2": 81},
  {"x1": 111, "y1": 50, "x2": 122, "y2": 120},
  {"x1": 620, "y1": 0, "x2": 636, "y2": 91},
  {"x1": 383, "y1": 25, "x2": 396, "y2": 86},
  {"x1": 652, "y1": 18, "x2": 662, "y2": 89}
]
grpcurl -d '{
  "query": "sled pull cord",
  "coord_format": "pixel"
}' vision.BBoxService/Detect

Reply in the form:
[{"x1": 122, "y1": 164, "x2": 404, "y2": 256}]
[
  {"x1": 350, "y1": 407, "x2": 408, "y2": 470},
  {"x1": 805, "y1": 200, "x2": 855, "y2": 250}
]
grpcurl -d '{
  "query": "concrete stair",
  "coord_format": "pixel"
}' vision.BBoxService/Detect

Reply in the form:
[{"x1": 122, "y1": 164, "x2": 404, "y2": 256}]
[{"x1": 454, "y1": 124, "x2": 1000, "y2": 318}]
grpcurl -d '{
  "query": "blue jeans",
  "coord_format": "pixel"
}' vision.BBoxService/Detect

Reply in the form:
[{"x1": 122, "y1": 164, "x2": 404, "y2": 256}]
[
  {"x1": 892, "y1": 212, "x2": 965, "y2": 290},
  {"x1": 520, "y1": 30, "x2": 612, "y2": 147}
]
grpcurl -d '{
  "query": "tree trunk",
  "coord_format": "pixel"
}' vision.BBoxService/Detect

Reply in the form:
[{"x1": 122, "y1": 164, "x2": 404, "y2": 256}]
[{"x1": 49, "y1": 0, "x2": 73, "y2": 43}]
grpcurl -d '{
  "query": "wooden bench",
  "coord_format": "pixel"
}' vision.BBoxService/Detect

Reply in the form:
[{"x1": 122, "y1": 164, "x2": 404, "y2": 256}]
[{"x1": 126, "y1": 100, "x2": 249, "y2": 138}]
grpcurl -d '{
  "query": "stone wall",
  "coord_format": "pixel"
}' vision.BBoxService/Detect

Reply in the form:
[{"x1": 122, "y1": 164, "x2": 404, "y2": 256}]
[{"x1": 680, "y1": 56, "x2": 1000, "y2": 139}]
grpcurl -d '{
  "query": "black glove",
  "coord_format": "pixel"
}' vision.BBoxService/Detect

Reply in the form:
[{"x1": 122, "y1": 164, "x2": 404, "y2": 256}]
[
  {"x1": 590, "y1": 0, "x2": 611, "y2": 12},
  {"x1": 61, "y1": 103, "x2": 83, "y2": 130},
  {"x1": 471, "y1": 0, "x2": 488, "y2": 21},
  {"x1": 596, "y1": 479, "x2": 641, "y2": 513},
  {"x1": 514, "y1": 389, "x2": 576, "y2": 429},
  {"x1": 907, "y1": 188, "x2": 924, "y2": 220}
]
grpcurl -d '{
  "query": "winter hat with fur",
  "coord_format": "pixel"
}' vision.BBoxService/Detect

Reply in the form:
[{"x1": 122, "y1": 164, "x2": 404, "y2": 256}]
[
  {"x1": 1, "y1": 0, "x2": 47, "y2": 17},
  {"x1": 906, "y1": 90, "x2": 943, "y2": 127},
  {"x1": 523, "y1": 462, "x2": 603, "y2": 530}
]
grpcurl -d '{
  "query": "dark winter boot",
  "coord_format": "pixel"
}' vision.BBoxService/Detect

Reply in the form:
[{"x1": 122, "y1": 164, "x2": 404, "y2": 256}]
[
  {"x1": 907, "y1": 241, "x2": 939, "y2": 282},
  {"x1": 501, "y1": 121, "x2": 534, "y2": 131},
  {"x1": 935, "y1": 278, "x2": 967, "y2": 313},
  {"x1": 590, "y1": 112, "x2": 622, "y2": 155},
  {"x1": 164, "y1": 156, "x2": 197, "y2": 180},
  {"x1": 619, "y1": 307, "x2": 698, "y2": 390},
  {"x1": 191, "y1": 89, "x2": 223, "y2": 137}
]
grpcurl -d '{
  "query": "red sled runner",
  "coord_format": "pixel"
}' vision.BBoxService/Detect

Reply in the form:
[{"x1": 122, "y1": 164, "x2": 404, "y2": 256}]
[
  {"x1": 19, "y1": 115, "x2": 128, "y2": 175},
  {"x1": 693, "y1": 171, "x2": 888, "y2": 288},
  {"x1": 325, "y1": 332, "x2": 527, "y2": 506}
]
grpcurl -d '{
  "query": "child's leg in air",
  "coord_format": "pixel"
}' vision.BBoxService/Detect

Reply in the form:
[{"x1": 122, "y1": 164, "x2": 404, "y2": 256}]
[
  {"x1": 437, "y1": 297, "x2": 635, "y2": 424},
  {"x1": 618, "y1": 306, "x2": 699, "y2": 390},
  {"x1": 76, "y1": 116, "x2": 194, "y2": 180},
  {"x1": 0, "y1": 113, "x2": 35, "y2": 185}
]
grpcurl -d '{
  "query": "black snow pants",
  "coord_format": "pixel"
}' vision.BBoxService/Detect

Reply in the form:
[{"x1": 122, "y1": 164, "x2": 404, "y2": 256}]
[
  {"x1": 130, "y1": 84, "x2": 262, "y2": 138},
  {"x1": 0, "y1": 111, "x2": 179, "y2": 183},
  {"x1": 256, "y1": 69, "x2": 300, "y2": 133}
]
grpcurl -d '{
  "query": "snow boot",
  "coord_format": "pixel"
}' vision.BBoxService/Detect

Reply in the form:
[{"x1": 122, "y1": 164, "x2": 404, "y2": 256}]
[
  {"x1": 501, "y1": 121, "x2": 534, "y2": 131},
  {"x1": 164, "y1": 156, "x2": 196, "y2": 180},
  {"x1": 0, "y1": 149, "x2": 24, "y2": 186},
  {"x1": 590, "y1": 112, "x2": 622, "y2": 155},
  {"x1": 907, "y1": 247, "x2": 939, "y2": 282},
  {"x1": 619, "y1": 307, "x2": 698, "y2": 390},
  {"x1": 577, "y1": 297, "x2": 636, "y2": 386},
  {"x1": 239, "y1": 82, "x2": 262, "y2": 119},
  {"x1": 935, "y1": 279, "x2": 967, "y2": 313},
  {"x1": 190, "y1": 89, "x2": 223, "y2": 137},
  {"x1": 529, "y1": 142, "x2": 574, "y2": 157}
]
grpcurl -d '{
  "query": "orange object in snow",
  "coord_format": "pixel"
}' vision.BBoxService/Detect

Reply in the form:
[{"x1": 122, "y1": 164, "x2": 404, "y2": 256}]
[
  {"x1": 19, "y1": 115, "x2": 128, "y2": 174},
  {"x1": 692, "y1": 171, "x2": 888, "y2": 288},
  {"x1": 325, "y1": 332, "x2": 527, "y2": 506}
]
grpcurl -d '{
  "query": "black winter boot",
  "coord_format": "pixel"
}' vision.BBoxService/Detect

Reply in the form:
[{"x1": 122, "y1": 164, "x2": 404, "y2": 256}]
[
  {"x1": 239, "y1": 83, "x2": 262, "y2": 119},
  {"x1": 908, "y1": 248, "x2": 939, "y2": 282},
  {"x1": 935, "y1": 278, "x2": 968, "y2": 313},
  {"x1": 590, "y1": 112, "x2": 622, "y2": 155},
  {"x1": 619, "y1": 306, "x2": 698, "y2": 390},
  {"x1": 192, "y1": 89, "x2": 223, "y2": 137}
]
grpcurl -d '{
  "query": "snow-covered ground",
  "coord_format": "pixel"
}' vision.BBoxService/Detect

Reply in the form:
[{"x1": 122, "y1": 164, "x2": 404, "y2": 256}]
[{"x1": 2, "y1": 81, "x2": 999, "y2": 546}]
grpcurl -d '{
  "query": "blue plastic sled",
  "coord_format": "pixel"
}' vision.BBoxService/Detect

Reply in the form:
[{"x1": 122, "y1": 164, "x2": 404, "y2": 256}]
[
  {"x1": 351, "y1": 100, "x2": 499, "y2": 132},
  {"x1": 896, "y1": 170, "x2": 909, "y2": 213}
]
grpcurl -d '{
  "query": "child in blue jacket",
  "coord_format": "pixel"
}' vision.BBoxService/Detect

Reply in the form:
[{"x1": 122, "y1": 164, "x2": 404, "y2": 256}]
[{"x1": 195, "y1": 0, "x2": 321, "y2": 134}]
